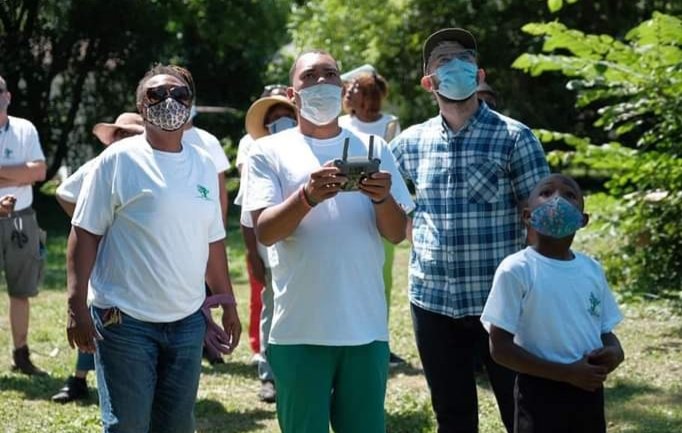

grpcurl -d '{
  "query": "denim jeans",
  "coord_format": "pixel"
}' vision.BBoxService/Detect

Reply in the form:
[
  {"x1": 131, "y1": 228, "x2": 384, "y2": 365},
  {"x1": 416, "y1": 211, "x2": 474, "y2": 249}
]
[
  {"x1": 92, "y1": 306, "x2": 206, "y2": 433},
  {"x1": 411, "y1": 303, "x2": 515, "y2": 433},
  {"x1": 75, "y1": 350, "x2": 95, "y2": 372}
]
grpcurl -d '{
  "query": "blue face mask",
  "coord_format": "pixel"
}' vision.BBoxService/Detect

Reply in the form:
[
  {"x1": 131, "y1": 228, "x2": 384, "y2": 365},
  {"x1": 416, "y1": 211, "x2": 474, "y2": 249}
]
[
  {"x1": 434, "y1": 58, "x2": 478, "y2": 101},
  {"x1": 266, "y1": 116, "x2": 297, "y2": 134},
  {"x1": 530, "y1": 196, "x2": 585, "y2": 239}
]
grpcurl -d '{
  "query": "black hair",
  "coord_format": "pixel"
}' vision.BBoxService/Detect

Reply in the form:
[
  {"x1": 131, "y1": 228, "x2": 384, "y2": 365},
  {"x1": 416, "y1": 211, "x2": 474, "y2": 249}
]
[{"x1": 288, "y1": 49, "x2": 338, "y2": 84}]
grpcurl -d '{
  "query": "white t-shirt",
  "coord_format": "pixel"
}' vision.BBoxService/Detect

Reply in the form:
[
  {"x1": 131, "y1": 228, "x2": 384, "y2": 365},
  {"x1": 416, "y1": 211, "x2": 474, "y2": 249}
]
[
  {"x1": 0, "y1": 116, "x2": 45, "y2": 211},
  {"x1": 72, "y1": 135, "x2": 225, "y2": 322},
  {"x1": 339, "y1": 113, "x2": 401, "y2": 142},
  {"x1": 234, "y1": 150, "x2": 275, "y2": 268},
  {"x1": 55, "y1": 158, "x2": 97, "y2": 204},
  {"x1": 244, "y1": 127, "x2": 415, "y2": 345},
  {"x1": 481, "y1": 247, "x2": 623, "y2": 364},
  {"x1": 182, "y1": 126, "x2": 230, "y2": 173},
  {"x1": 235, "y1": 133, "x2": 254, "y2": 171}
]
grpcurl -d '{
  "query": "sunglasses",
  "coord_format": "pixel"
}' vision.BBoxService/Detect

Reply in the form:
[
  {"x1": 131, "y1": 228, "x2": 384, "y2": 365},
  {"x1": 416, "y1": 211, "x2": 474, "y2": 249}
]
[{"x1": 145, "y1": 85, "x2": 192, "y2": 105}]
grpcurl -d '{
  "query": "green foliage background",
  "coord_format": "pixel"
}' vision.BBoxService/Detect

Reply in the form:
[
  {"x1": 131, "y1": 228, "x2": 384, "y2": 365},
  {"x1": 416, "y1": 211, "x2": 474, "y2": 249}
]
[
  {"x1": 1, "y1": 0, "x2": 681, "y2": 295},
  {"x1": 514, "y1": 12, "x2": 682, "y2": 298}
]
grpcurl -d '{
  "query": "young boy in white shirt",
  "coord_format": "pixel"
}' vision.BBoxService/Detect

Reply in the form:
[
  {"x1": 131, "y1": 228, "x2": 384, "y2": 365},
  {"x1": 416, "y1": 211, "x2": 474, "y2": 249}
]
[{"x1": 481, "y1": 174, "x2": 624, "y2": 433}]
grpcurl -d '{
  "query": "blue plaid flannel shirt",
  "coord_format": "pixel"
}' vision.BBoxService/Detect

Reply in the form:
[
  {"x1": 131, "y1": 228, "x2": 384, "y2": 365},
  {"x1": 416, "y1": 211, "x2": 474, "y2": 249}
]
[{"x1": 391, "y1": 104, "x2": 549, "y2": 318}]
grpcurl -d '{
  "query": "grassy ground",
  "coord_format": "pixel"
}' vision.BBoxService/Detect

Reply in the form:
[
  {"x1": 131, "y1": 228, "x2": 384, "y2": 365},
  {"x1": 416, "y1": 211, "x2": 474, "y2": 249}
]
[{"x1": 0, "y1": 196, "x2": 681, "y2": 433}]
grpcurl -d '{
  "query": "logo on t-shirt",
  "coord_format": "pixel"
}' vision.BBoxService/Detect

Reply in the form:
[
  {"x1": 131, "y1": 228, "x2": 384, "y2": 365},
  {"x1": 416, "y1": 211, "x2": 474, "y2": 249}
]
[
  {"x1": 588, "y1": 292, "x2": 601, "y2": 318},
  {"x1": 3, "y1": 148, "x2": 12, "y2": 159},
  {"x1": 196, "y1": 184, "x2": 211, "y2": 201}
]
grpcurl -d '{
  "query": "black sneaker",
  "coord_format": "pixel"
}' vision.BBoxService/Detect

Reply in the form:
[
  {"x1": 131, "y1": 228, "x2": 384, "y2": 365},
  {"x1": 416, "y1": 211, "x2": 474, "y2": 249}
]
[
  {"x1": 11, "y1": 345, "x2": 47, "y2": 376},
  {"x1": 51, "y1": 376, "x2": 89, "y2": 403},
  {"x1": 258, "y1": 380, "x2": 276, "y2": 403},
  {"x1": 389, "y1": 352, "x2": 407, "y2": 368}
]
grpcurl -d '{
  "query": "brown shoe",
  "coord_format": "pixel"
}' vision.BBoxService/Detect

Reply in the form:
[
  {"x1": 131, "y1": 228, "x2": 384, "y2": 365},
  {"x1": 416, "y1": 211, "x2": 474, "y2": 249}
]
[{"x1": 12, "y1": 345, "x2": 47, "y2": 376}]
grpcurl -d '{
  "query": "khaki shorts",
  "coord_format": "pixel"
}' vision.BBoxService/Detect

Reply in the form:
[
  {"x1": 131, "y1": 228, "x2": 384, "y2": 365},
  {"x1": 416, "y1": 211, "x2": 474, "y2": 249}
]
[{"x1": 0, "y1": 207, "x2": 45, "y2": 298}]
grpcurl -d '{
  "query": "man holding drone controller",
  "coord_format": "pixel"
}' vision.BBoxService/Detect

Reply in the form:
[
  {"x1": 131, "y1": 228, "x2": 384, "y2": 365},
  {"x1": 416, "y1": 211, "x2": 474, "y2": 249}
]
[{"x1": 243, "y1": 49, "x2": 414, "y2": 433}]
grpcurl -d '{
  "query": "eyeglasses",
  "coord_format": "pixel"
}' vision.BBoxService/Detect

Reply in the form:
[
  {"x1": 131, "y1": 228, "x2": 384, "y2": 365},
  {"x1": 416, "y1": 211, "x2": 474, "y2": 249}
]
[
  {"x1": 442, "y1": 49, "x2": 477, "y2": 64},
  {"x1": 263, "y1": 84, "x2": 287, "y2": 92},
  {"x1": 145, "y1": 85, "x2": 192, "y2": 105}
]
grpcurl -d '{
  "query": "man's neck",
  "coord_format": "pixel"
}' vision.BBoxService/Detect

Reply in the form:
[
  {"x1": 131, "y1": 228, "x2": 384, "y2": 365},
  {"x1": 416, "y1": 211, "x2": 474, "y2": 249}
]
[
  {"x1": 0, "y1": 112, "x2": 9, "y2": 129},
  {"x1": 298, "y1": 116, "x2": 342, "y2": 139},
  {"x1": 439, "y1": 96, "x2": 479, "y2": 132},
  {"x1": 145, "y1": 127, "x2": 184, "y2": 152}
]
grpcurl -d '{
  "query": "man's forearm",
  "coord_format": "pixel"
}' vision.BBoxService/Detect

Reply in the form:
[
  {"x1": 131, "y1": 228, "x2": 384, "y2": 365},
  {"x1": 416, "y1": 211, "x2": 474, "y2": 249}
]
[
  {"x1": 0, "y1": 161, "x2": 47, "y2": 184},
  {"x1": 374, "y1": 195, "x2": 407, "y2": 244},
  {"x1": 66, "y1": 226, "x2": 101, "y2": 311},
  {"x1": 205, "y1": 240, "x2": 236, "y2": 298},
  {"x1": 218, "y1": 172, "x2": 228, "y2": 226},
  {"x1": 252, "y1": 189, "x2": 310, "y2": 246}
]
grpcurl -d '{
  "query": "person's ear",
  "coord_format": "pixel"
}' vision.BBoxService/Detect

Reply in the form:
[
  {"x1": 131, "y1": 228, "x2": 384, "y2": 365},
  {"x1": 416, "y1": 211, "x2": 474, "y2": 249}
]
[
  {"x1": 477, "y1": 68, "x2": 486, "y2": 85},
  {"x1": 522, "y1": 207, "x2": 532, "y2": 228},
  {"x1": 420, "y1": 75, "x2": 435, "y2": 92}
]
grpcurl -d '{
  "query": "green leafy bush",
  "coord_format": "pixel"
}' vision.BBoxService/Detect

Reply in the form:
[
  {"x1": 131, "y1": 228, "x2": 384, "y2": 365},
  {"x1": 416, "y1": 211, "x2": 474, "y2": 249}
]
[{"x1": 514, "y1": 12, "x2": 682, "y2": 298}]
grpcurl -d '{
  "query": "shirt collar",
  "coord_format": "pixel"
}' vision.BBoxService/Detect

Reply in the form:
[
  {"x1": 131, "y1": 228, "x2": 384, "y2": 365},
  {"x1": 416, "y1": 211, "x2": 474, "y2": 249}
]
[
  {"x1": 0, "y1": 117, "x2": 10, "y2": 133},
  {"x1": 439, "y1": 102, "x2": 489, "y2": 141}
]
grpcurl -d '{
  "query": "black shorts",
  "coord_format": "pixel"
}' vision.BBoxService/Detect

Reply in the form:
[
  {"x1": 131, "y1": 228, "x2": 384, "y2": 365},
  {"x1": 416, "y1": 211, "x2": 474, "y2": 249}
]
[{"x1": 515, "y1": 373, "x2": 606, "y2": 433}]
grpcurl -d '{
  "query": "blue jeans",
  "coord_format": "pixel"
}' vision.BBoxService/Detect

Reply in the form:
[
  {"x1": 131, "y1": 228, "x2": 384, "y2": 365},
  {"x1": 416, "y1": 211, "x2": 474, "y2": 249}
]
[
  {"x1": 75, "y1": 350, "x2": 95, "y2": 372},
  {"x1": 92, "y1": 306, "x2": 206, "y2": 433}
]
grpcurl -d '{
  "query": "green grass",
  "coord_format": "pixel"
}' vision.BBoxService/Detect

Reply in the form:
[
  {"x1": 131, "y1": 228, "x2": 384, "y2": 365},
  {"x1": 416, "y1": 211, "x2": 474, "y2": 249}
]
[{"x1": 1, "y1": 196, "x2": 681, "y2": 432}]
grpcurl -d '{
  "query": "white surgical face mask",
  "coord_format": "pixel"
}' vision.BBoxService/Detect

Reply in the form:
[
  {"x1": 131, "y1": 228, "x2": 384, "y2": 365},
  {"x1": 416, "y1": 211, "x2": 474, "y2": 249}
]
[{"x1": 296, "y1": 83, "x2": 342, "y2": 126}]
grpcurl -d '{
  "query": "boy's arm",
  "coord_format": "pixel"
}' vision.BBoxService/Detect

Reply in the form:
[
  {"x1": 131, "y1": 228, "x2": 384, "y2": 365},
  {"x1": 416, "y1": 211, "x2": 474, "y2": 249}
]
[
  {"x1": 489, "y1": 325, "x2": 608, "y2": 392},
  {"x1": 587, "y1": 332, "x2": 625, "y2": 373}
]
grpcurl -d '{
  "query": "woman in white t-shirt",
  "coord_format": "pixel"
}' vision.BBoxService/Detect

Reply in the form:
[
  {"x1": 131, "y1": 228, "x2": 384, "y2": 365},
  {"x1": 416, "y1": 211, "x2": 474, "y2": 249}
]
[
  {"x1": 339, "y1": 71, "x2": 405, "y2": 366},
  {"x1": 65, "y1": 65, "x2": 240, "y2": 433}
]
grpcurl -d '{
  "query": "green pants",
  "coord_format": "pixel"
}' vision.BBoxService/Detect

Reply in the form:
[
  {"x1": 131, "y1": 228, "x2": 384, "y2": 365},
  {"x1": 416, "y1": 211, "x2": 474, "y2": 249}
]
[{"x1": 268, "y1": 341, "x2": 389, "y2": 433}]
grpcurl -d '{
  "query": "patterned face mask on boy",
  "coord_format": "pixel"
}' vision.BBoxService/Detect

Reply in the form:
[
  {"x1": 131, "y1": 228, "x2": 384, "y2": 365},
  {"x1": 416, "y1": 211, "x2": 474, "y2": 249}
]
[{"x1": 530, "y1": 196, "x2": 585, "y2": 239}]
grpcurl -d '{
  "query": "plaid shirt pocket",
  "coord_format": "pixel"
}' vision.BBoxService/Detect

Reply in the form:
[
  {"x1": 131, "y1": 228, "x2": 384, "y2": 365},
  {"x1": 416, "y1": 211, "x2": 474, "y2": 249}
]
[{"x1": 467, "y1": 160, "x2": 500, "y2": 203}]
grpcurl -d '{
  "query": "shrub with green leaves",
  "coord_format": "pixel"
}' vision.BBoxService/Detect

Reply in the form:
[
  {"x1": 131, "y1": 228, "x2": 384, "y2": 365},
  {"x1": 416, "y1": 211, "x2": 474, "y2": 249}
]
[{"x1": 513, "y1": 12, "x2": 682, "y2": 298}]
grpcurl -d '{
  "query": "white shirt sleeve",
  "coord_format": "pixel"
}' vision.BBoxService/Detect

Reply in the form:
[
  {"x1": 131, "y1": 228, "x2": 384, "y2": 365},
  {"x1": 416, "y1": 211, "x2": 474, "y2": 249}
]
[
  {"x1": 26, "y1": 122, "x2": 46, "y2": 162},
  {"x1": 71, "y1": 155, "x2": 116, "y2": 235},
  {"x1": 236, "y1": 134, "x2": 254, "y2": 171},
  {"x1": 243, "y1": 141, "x2": 283, "y2": 212},
  {"x1": 598, "y1": 269, "x2": 624, "y2": 333},
  {"x1": 378, "y1": 138, "x2": 415, "y2": 213},
  {"x1": 56, "y1": 159, "x2": 96, "y2": 204},
  {"x1": 481, "y1": 262, "x2": 526, "y2": 334}
]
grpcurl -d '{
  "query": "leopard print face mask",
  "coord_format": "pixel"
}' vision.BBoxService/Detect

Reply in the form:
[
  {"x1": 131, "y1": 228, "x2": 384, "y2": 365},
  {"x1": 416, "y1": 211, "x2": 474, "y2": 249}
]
[{"x1": 145, "y1": 97, "x2": 191, "y2": 132}]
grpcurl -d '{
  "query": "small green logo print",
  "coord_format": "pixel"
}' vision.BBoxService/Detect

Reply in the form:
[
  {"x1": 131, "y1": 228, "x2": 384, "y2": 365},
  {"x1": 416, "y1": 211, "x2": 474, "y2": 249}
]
[
  {"x1": 3, "y1": 148, "x2": 12, "y2": 159},
  {"x1": 197, "y1": 185, "x2": 211, "y2": 200},
  {"x1": 588, "y1": 292, "x2": 601, "y2": 318}
]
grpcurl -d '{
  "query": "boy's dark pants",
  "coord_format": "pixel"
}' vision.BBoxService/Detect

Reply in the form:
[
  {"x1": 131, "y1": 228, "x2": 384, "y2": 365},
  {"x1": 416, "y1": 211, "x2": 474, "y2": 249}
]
[
  {"x1": 515, "y1": 373, "x2": 605, "y2": 433},
  {"x1": 411, "y1": 304, "x2": 515, "y2": 433}
]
